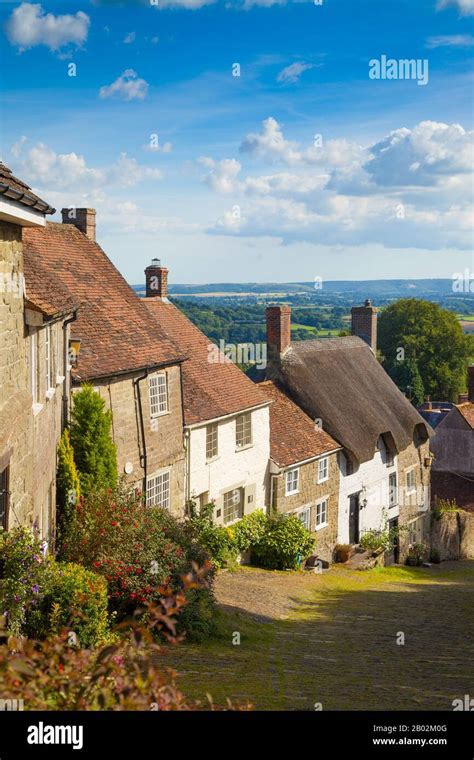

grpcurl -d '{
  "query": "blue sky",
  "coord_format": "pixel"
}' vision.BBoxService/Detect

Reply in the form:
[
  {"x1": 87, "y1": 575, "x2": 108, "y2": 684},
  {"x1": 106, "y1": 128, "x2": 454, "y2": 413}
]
[{"x1": 0, "y1": 0, "x2": 473, "y2": 283}]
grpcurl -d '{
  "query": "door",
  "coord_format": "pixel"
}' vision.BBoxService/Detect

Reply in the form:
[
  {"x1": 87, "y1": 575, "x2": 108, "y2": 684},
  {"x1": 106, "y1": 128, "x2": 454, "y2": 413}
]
[
  {"x1": 348, "y1": 493, "x2": 360, "y2": 544},
  {"x1": 386, "y1": 517, "x2": 400, "y2": 565}
]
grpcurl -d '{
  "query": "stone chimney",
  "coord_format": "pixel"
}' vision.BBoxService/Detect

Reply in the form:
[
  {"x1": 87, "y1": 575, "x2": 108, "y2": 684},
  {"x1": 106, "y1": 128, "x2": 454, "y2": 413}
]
[
  {"x1": 351, "y1": 299, "x2": 378, "y2": 353},
  {"x1": 266, "y1": 305, "x2": 291, "y2": 369},
  {"x1": 61, "y1": 208, "x2": 96, "y2": 241},
  {"x1": 145, "y1": 258, "x2": 168, "y2": 299},
  {"x1": 468, "y1": 365, "x2": 474, "y2": 403}
]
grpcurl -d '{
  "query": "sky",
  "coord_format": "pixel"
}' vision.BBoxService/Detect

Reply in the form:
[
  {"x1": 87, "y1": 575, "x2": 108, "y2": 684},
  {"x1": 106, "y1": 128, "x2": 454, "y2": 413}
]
[{"x1": 0, "y1": 0, "x2": 473, "y2": 284}]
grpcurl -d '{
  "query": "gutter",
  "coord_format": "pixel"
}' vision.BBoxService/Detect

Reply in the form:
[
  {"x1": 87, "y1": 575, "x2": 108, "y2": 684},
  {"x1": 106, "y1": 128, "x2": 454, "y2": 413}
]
[
  {"x1": 133, "y1": 369, "x2": 149, "y2": 493},
  {"x1": 0, "y1": 182, "x2": 55, "y2": 214}
]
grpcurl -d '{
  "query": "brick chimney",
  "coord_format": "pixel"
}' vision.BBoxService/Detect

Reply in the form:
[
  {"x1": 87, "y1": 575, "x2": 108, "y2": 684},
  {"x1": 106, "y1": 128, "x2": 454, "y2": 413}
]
[
  {"x1": 145, "y1": 258, "x2": 168, "y2": 299},
  {"x1": 61, "y1": 207, "x2": 96, "y2": 241},
  {"x1": 351, "y1": 299, "x2": 378, "y2": 353},
  {"x1": 468, "y1": 365, "x2": 474, "y2": 403},
  {"x1": 266, "y1": 305, "x2": 291, "y2": 368}
]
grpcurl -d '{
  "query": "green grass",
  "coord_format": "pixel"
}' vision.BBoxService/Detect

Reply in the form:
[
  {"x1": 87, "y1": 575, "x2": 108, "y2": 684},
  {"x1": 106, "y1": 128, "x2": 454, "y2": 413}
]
[{"x1": 165, "y1": 562, "x2": 474, "y2": 711}]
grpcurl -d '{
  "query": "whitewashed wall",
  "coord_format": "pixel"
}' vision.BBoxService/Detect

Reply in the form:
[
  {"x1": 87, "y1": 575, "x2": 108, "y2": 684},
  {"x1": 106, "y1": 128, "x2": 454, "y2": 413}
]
[
  {"x1": 337, "y1": 447, "x2": 399, "y2": 544},
  {"x1": 187, "y1": 405, "x2": 270, "y2": 518}
]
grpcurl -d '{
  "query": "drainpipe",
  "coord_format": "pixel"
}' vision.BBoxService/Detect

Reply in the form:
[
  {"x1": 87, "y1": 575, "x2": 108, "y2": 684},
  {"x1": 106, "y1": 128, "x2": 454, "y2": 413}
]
[
  {"x1": 62, "y1": 313, "x2": 77, "y2": 428},
  {"x1": 133, "y1": 370, "x2": 149, "y2": 494},
  {"x1": 184, "y1": 428, "x2": 191, "y2": 505}
]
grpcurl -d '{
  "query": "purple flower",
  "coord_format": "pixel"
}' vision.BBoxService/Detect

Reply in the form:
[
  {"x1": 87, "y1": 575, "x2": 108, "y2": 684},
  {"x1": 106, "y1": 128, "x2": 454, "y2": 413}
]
[{"x1": 32, "y1": 585, "x2": 39, "y2": 594}]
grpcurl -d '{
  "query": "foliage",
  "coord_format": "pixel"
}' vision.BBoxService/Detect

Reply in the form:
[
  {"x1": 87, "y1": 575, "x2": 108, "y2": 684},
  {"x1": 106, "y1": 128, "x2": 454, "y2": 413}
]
[
  {"x1": 232, "y1": 510, "x2": 268, "y2": 552},
  {"x1": 69, "y1": 385, "x2": 118, "y2": 496},
  {"x1": 251, "y1": 514, "x2": 314, "y2": 570},
  {"x1": 56, "y1": 429, "x2": 81, "y2": 546},
  {"x1": 378, "y1": 299, "x2": 472, "y2": 401},
  {"x1": 60, "y1": 485, "x2": 216, "y2": 639},
  {"x1": 0, "y1": 569, "x2": 246, "y2": 710},
  {"x1": 389, "y1": 358, "x2": 425, "y2": 406},
  {"x1": 433, "y1": 498, "x2": 464, "y2": 518},
  {"x1": 25, "y1": 563, "x2": 110, "y2": 649},
  {"x1": 0, "y1": 527, "x2": 50, "y2": 637},
  {"x1": 360, "y1": 526, "x2": 401, "y2": 553},
  {"x1": 407, "y1": 542, "x2": 429, "y2": 565},
  {"x1": 185, "y1": 500, "x2": 239, "y2": 569}
]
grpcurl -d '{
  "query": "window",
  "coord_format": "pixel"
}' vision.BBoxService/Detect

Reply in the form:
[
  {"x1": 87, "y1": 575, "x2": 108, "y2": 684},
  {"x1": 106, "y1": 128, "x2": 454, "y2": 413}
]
[
  {"x1": 236, "y1": 413, "x2": 252, "y2": 449},
  {"x1": 406, "y1": 468, "x2": 416, "y2": 493},
  {"x1": 285, "y1": 468, "x2": 299, "y2": 495},
  {"x1": 31, "y1": 331, "x2": 41, "y2": 406},
  {"x1": 146, "y1": 471, "x2": 170, "y2": 508},
  {"x1": 316, "y1": 498, "x2": 328, "y2": 529},
  {"x1": 389, "y1": 473, "x2": 397, "y2": 508},
  {"x1": 298, "y1": 507, "x2": 311, "y2": 531},
  {"x1": 149, "y1": 373, "x2": 168, "y2": 416},
  {"x1": 206, "y1": 423, "x2": 218, "y2": 460},
  {"x1": 45, "y1": 325, "x2": 53, "y2": 391},
  {"x1": 317, "y1": 457, "x2": 329, "y2": 483},
  {"x1": 0, "y1": 467, "x2": 9, "y2": 530},
  {"x1": 223, "y1": 488, "x2": 243, "y2": 524}
]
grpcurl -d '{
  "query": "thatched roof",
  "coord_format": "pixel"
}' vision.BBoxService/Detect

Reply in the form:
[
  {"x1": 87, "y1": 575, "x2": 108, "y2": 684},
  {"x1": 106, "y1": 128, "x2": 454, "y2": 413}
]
[{"x1": 272, "y1": 336, "x2": 432, "y2": 464}]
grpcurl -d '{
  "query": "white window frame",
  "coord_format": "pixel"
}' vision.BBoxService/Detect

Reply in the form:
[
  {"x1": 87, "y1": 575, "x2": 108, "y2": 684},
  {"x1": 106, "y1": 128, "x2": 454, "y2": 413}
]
[
  {"x1": 206, "y1": 423, "x2": 218, "y2": 461},
  {"x1": 236, "y1": 413, "x2": 252, "y2": 450},
  {"x1": 298, "y1": 506, "x2": 311, "y2": 531},
  {"x1": 406, "y1": 467, "x2": 416, "y2": 494},
  {"x1": 45, "y1": 325, "x2": 53, "y2": 391},
  {"x1": 223, "y1": 488, "x2": 244, "y2": 524},
  {"x1": 31, "y1": 330, "x2": 42, "y2": 413},
  {"x1": 317, "y1": 456, "x2": 329, "y2": 484},
  {"x1": 285, "y1": 468, "x2": 300, "y2": 496},
  {"x1": 149, "y1": 373, "x2": 169, "y2": 417},
  {"x1": 146, "y1": 470, "x2": 171, "y2": 509},
  {"x1": 389, "y1": 472, "x2": 398, "y2": 508},
  {"x1": 315, "y1": 498, "x2": 328, "y2": 530}
]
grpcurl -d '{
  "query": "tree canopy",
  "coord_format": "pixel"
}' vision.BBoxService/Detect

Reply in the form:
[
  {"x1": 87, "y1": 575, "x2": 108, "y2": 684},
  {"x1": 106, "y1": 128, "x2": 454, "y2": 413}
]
[{"x1": 378, "y1": 299, "x2": 472, "y2": 402}]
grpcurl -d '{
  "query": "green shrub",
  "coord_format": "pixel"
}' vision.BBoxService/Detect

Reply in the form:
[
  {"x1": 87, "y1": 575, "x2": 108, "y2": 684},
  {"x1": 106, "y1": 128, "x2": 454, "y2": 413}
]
[
  {"x1": 0, "y1": 527, "x2": 51, "y2": 637},
  {"x1": 252, "y1": 514, "x2": 314, "y2": 570},
  {"x1": 433, "y1": 498, "x2": 464, "y2": 518},
  {"x1": 232, "y1": 510, "x2": 268, "y2": 552},
  {"x1": 70, "y1": 384, "x2": 118, "y2": 496},
  {"x1": 184, "y1": 500, "x2": 238, "y2": 569},
  {"x1": 56, "y1": 429, "x2": 81, "y2": 547},
  {"x1": 176, "y1": 586, "x2": 217, "y2": 643},
  {"x1": 25, "y1": 563, "x2": 110, "y2": 648},
  {"x1": 360, "y1": 528, "x2": 393, "y2": 552}
]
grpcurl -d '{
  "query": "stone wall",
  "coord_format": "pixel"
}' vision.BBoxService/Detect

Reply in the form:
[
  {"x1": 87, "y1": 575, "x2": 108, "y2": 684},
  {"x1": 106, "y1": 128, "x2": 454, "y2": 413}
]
[
  {"x1": 431, "y1": 510, "x2": 474, "y2": 561},
  {"x1": 396, "y1": 439, "x2": 431, "y2": 560},
  {"x1": 273, "y1": 452, "x2": 339, "y2": 562},
  {"x1": 88, "y1": 364, "x2": 186, "y2": 516},
  {"x1": 0, "y1": 221, "x2": 34, "y2": 528}
]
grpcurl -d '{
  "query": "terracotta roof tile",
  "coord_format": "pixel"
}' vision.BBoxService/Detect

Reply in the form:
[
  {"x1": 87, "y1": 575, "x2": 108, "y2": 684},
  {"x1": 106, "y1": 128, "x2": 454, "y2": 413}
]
[
  {"x1": 23, "y1": 249, "x2": 79, "y2": 318},
  {"x1": 457, "y1": 402, "x2": 474, "y2": 429},
  {"x1": 258, "y1": 380, "x2": 341, "y2": 467},
  {"x1": 0, "y1": 162, "x2": 54, "y2": 214},
  {"x1": 143, "y1": 297, "x2": 270, "y2": 425},
  {"x1": 23, "y1": 223, "x2": 185, "y2": 380}
]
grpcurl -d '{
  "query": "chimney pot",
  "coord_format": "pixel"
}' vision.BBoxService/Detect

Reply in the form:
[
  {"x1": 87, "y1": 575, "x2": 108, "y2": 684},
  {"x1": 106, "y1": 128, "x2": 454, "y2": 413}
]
[
  {"x1": 145, "y1": 259, "x2": 168, "y2": 299},
  {"x1": 351, "y1": 299, "x2": 378, "y2": 353},
  {"x1": 61, "y1": 207, "x2": 96, "y2": 242}
]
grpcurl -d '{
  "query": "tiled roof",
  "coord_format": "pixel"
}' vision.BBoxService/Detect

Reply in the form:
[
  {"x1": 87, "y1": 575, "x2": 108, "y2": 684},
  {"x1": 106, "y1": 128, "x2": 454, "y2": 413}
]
[
  {"x1": 259, "y1": 380, "x2": 341, "y2": 468},
  {"x1": 0, "y1": 163, "x2": 55, "y2": 214},
  {"x1": 143, "y1": 297, "x2": 270, "y2": 425},
  {"x1": 24, "y1": 249, "x2": 79, "y2": 318},
  {"x1": 457, "y1": 402, "x2": 474, "y2": 429},
  {"x1": 23, "y1": 223, "x2": 185, "y2": 380}
]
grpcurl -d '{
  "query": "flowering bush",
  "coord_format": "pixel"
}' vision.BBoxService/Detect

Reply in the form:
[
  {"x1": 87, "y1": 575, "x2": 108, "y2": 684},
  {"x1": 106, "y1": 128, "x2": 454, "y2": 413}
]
[
  {"x1": 24, "y1": 562, "x2": 110, "y2": 648},
  {"x1": 185, "y1": 501, "x2": 238, "y2": 569},
  {"x1": 0, "y1": 527, "x2": 50, "y2": 637},
  {"x1": 232, "y1": 510, "x2": 268, "y2": 552},
  {"x1": 60, "y1": 485, "x2": 217, "y2": 640},
  {"x1": 252, "y1": 514, "x2": 315, "y2": 570}
]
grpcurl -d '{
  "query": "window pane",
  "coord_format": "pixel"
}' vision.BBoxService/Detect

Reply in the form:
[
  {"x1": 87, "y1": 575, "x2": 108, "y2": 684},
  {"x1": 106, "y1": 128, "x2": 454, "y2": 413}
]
[
  {"x1": 149, "y1": 374, "x2": 168, "y2": 416},
  {"x1": 146, "y1": 472, "x2": 170, "y2": 509},
  {"x1": 206, "y1": 423, "x2": 218, "y2": 459},
  {"x1": 223, "y1": 488, "x2": 243, "y2": 524},
  {"x1": 236, "y1": 414, "x2": 252, "y2": 448}
]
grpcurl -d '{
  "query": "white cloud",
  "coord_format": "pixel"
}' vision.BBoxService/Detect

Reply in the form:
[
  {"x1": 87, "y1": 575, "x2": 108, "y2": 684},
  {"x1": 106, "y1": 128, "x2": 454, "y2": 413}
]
[
  {"x1": 123, "y1": 31, "x2": 136, "y2": 44},
  {"x1": 239, "y1": 117, "x2": 302, "y2": 164},
  {"x1": 426, "y1": 34, "x2": 474, "y2": 47},
  {"x1": 99, "y1": 69, "x2": 149, "y2": 101},
  {"x1": 143, "y1": 138, "x2": 173, "y2": 153},
  {"x1": 437, "y1": 0, "x2": 474, "y2": 15},
  {"x1": 10, "y1": 136, "x2": 28, "y2": 158},
  {"x1": 12, "y1": 143, "x2": 163, "y2": 191},
  {"x1": 199, "y1": 157, "x2": 242, "y2": 193},
  {"x1": 277, "y1": 61, "x2": 315, "y2": 83},
  {"x1": 5, "y1": 3, "x2": 90, "y2": 53},
  {"x1": 154, "y1": 0, "x2": 215, "y2": 7}
]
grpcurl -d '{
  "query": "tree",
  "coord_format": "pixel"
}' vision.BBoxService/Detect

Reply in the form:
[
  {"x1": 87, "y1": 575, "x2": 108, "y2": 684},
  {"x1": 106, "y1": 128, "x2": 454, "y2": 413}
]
[
  {"x1": 389, "y1": 358, "x2": 425, "y2": 406},
  {"x1": 56, "y1": 429, "x2": 81, "y2": 545},
  {"x1": 378, "y1": 299, "x2": 472, "y2": 401},
  {"x1": 69, "y1": 385, "x2": 118, "y2": 496}
]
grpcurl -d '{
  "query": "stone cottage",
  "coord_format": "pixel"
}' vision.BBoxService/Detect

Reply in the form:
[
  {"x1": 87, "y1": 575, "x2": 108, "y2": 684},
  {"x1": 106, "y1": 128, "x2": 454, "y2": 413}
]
[
  {"x1": 142, "y1": 259, "x2": 271, "y2": 525},
  {"x1": 259, "y1": 302, "x2": 433, "y2": 562},
  {"x1": 259, "y1": 380, "x2": 341, "y2": 562},
  {"x1": 23, "y1": 211, "x2": 187, "y2": 516},
  {"x1": 0, "y1": 162, "x2": 77, "y2": 542}
]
